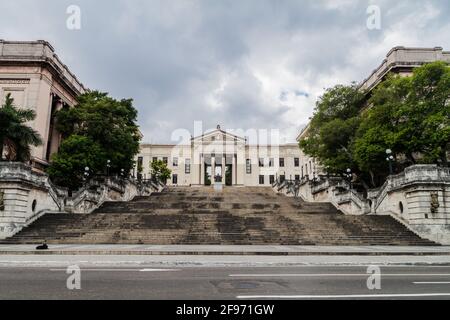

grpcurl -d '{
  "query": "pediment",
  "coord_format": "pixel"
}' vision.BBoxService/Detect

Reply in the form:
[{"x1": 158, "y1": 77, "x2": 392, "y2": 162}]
[{"x1": 192, "y1": 127, "x2": 246, "y2": 144}]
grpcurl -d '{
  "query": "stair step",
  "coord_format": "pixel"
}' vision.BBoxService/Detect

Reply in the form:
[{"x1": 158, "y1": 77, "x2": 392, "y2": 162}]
[{"x1": 0, "y1": 187, "x2": 438, "y2": 246}]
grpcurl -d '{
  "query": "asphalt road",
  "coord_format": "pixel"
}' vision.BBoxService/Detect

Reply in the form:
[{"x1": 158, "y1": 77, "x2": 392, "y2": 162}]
[{"x1": 1, "y1": 265, "x2": 450, "y2": 300}]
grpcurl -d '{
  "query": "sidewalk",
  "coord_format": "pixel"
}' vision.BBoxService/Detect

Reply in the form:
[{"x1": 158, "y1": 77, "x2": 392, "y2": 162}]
[{"x1": 0, "y1": 244, "x2": 449, "y2": 256}]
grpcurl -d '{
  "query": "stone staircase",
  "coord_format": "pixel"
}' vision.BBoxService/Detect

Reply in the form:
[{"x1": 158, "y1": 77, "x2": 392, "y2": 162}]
[{"x1": 0, "y1": 187, "x2": 437, "y2": 245}]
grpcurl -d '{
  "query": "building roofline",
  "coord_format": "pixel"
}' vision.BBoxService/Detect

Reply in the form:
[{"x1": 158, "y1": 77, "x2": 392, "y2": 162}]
[
  {"x1": 358, "y1": 46, "x2": 448, "y2": 92},
  {"x1": 0, "y1": 40, "x2": 87, "y2": 96}
]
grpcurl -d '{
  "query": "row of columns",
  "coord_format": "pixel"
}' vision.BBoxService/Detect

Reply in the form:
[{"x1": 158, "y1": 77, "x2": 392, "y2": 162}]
[
  {"x1": 199, "y1": 154, "x2": 237, "y2": 185},
  {"x1": 46, "y1": 94, "x2": 64, "y2": 162}
]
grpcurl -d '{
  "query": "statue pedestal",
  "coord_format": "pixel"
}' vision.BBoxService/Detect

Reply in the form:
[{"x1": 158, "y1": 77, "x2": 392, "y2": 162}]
[{"x1": 214, "y1": 182, "x2": 223, "y2": 192}]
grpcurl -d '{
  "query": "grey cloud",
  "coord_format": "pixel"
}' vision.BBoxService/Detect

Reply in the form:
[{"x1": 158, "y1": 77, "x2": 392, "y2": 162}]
[{"x1": 0, "y1": 0, "x2": 449, "y2": 143}]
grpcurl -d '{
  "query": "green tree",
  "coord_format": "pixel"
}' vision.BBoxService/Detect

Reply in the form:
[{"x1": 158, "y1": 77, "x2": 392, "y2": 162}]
[
  {"x1": 299, "y1": 84, "x2": 365, "y2": 175},
  {"x1": 300, "y1": 62, "x2": 449, "y2": 189},
  {"x1": 354, "y1": 61, "x2": 450, "y2": 186},
  {"x1": 47, "y1": 91, "x2": 141, "y2": 189},
  {"x1": 47, "y1": 135, "x2": 105, "y2": 190},
  {"x1": 150, "y1": 160, "x2": 172, "y2": 184},
  {"x1": 0, "y1": 93, "x2": 42, "y2": 162},
  {"x1": 353, "y1": 74, "x2": 411, "y2": 186}
]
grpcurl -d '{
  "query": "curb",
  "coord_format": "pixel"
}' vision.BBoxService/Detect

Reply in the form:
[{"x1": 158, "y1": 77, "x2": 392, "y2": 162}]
[{"x1": 2, "y1": 250, "x2": 450, "y2": 256}]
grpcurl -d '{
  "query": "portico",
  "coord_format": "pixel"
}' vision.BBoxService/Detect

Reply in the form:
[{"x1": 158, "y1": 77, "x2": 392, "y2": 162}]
[{"x1": 192, "y1": 126, "x2": 245, "y2": 186}]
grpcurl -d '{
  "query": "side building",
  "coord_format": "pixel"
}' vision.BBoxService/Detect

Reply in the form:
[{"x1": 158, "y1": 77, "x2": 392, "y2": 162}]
[
  {"x1": 136, "y1": 126, "x2": 316, "y2": 187},
  {"x1": 0, "y1": 40, "x2": 86, "y2": 170}
]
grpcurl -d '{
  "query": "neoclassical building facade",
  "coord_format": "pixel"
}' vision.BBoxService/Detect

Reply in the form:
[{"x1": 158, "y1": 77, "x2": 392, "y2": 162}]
[
  {"x1": 0, "y1": 40, "x2": 86, "y2": 170},
  {"x1": 136, "y1": 126, "x2": 317, "y2": 187}
]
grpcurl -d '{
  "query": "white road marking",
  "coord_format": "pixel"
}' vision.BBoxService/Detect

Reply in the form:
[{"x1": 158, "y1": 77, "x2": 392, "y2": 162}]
[
  {"x1": 140, "y1": 269, "x2": 180, "y2": 272},
  {"x1": 413, "y1": 282, "x2": 450, "y2": 285},
  {"x1": 237, "y1": 293, "x2": 450, "y2": 299},
  {"x1": 50, "y1": 268, "x2": 180, "y2": 272},
  {"x1": 230, "y1": 273, "x2": 450, "y2": 277}
]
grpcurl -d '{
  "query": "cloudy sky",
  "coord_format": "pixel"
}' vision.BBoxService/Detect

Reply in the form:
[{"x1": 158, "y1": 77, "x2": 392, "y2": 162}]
[{"x1": 1, "y1": 0, "x2": 449, "y2": 143}]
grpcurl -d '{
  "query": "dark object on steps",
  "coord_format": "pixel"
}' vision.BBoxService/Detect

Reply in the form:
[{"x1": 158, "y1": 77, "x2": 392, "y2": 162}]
[{"x1": 36, "y1": 243, "x2": 48, "y2": 250}]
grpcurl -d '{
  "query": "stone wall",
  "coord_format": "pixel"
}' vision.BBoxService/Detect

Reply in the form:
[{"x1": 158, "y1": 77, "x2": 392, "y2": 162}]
[
  {"x1": 368, "y1": 165, "x2": 450, "y2": 244},
  {"x1": 0, "y1": 162, "x2": 157, "y2": 239}
]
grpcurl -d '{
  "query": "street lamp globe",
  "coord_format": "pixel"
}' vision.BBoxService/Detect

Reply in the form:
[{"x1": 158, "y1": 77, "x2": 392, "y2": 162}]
[{"x1": 386, "y1": 149, "x2": 392, "y2": 155}]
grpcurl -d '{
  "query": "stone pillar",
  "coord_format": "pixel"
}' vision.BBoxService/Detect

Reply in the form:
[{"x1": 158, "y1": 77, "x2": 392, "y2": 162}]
[
  {"x1": 232, "y1": 155, "x2": 236, "y2": 185},
  {"x1": 200, "y1": 154, "x2": 204, "y2": 185},
  {"x1": 222, "y1": 154, "x2": 225, "y2": 185},
  {"x1": 211, "y1": 156, "x2": 215, "y2": 183},
  {"x1": 46, "y1": 98, "x2": 64, "y2": 161}
]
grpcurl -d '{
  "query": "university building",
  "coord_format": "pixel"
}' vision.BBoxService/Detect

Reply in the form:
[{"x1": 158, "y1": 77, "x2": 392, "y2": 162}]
[
  {"x1": 0, "y1": 40, "x2": 86, "y2": 170},
  {"x1": 136, "y1": 126, "x2": 318, "y2": 187}
]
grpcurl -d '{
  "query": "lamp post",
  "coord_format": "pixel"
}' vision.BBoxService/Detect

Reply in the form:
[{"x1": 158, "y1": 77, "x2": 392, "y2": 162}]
[
  {"x1": 386, "y1": 149, "x2": 394, "y2": 175},
  {"x1": 83, "y1": 166, "x2": 90, "y2": 185},
  {"x1": 345, "y1": 168, "x2": 352, "y2": 190},
  {"x1": 106, "y1": 160, "x2": 111, "y2": 177}
]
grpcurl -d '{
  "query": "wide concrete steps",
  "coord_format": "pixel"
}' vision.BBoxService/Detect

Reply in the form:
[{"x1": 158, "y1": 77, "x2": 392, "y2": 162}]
[{"x1": 1, "y1": 187, "x2": 437, "y2": 246}]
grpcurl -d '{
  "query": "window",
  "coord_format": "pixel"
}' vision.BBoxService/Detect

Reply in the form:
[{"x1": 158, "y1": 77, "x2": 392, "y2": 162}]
[
  {"x1": 172, "y1": 174, "x2": 178, "y2": 185},
  {"x1": 295, "y1": 175, "x2": 300, "y2": 181},
  {"x1": 305, "y1": 164, "x2": 308, "y2": 175},
  {"x1": 280, "y1": 175, "x2": 286, "y2": 183},
  {"x1": 301, "y1": 166, "x2": 304, "y2": 178},
  {"x1": 270, "y1": 175, "x2": 275, "y2": 185},
  {"x1": 259, "y1": 158, "x2": 264, "y2": 167},
  {"x1": 173, "y1": 157, "x2": 178, "y2": 167},
  {"x1": 279, "y1": 158, "x2": 285, "y2": 167},
  {"x1": 294, "y1": 158, "x2": 300, "y2": 167},
  {"x1": 309, "y1": 161, "x2": 312, "y2": 173},
  {"x1": 137, "y1": 157, "x2": 143, "y2": 167},
  {"x1": 185, "y1": 159, "x2": 191, "y2": 174},
  {"x1": 163, "y1": 157, "x2": 168, "y2": 165},
  {"x1": 269, "y1": 158, "x2": 274, "y2": 167},
  {"x1": 259, "y1": 175, "x2": 265, "y2": 185},
  {"x1": 246, "y1": 159, "x2": 252, "y2": 174},
  {"x1": 152, "y1": 157, "x2": 158, "y2": 163}
]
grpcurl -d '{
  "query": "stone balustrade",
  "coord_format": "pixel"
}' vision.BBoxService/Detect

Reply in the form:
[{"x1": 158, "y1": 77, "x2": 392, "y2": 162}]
[
  {"x1": 0, "y1": 162, "x2": 156, "y2": 239},
  {"x1": 274, "y1": 164, "x2": 450, "y2": 244}
]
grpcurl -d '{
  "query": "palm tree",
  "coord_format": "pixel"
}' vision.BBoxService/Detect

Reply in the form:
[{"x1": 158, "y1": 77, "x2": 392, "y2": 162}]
[{"x1": 0, "y1": 93, "x2": 42, "y2": 162}]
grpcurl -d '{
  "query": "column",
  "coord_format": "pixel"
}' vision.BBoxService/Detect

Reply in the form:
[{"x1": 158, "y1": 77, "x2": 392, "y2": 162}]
[
  {"x1": 211, "y1": 155, "x2": 215, "y2": 183},
  {"x1": 232, "y1": 154, "x2": 236, "y2": 185},
  {"x1": 200, "y1": 154, "x2": 204, "y2": 185},
  {"x1": 46, "y1": 97, "x2": 63, "y2": 161},
  {"x1": 221, "y1": 154, "x2": 225, "y2": 185}
]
